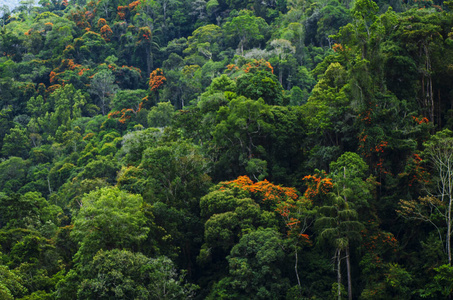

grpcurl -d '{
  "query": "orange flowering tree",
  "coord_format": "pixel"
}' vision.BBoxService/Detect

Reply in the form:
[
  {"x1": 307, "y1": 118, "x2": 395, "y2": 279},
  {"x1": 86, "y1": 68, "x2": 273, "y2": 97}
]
[
  {"x1": 47, "y1": 58, "x2": 94, "y2": 91},
  {"x1": 100, "y1": 24, "x2": 113, "y2": 41},
  {"x1": 219, "y1": 175, "x2": 316, "y2": 286},
  {"x1": 302, "y1": 171, "x2": 333, "y2": 203},
  {"x1": 117, "y1": 5, "x2": 128, "y2": 20},
  {"x1": 108, "y1": 89, "x2": 148, "y2": 124},
  {"x1": 358, "y1": 126, "x2": 391, "y2": 177},
  {"x1": 129, "y1": 0, "x2": 142, "y2": 11},
  {"x1": 242, "y1": 59, "x2": 274, "y2": 74},
  {"x1": 412, "y1": 115, "x2": 429, "y2": 125},
  {"x1": 219, "y1": 175, "x2": 298, "y2": 207},
  {"x1": 202, "y1": 175, "x2": 314, "y2": 287},
  {"x1": 148, "y1": 68, "x2": 166, "y2": 92},
  {"x1": 218, "y1": 176, "x2": 312, "y2": 241},
  {"x1": 107, "y1": 109, "x2": 136, "y2": 124},
  {"x1": 97, "y1": 18, "x2": 107, "y2": 28},
  {"x1": 68, "y1": 8, "x2": 92, "y2": 30},
  {"x1": 225, "y1": 59, "x2": 273, "y2": 77}
]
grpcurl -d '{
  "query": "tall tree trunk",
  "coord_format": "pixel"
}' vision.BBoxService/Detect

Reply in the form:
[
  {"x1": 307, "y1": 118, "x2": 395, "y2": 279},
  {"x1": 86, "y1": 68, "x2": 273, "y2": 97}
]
[
  {"x1": 346, "y1": 246, "x2": 352, "y2": 300},
  {"x1": 448, "y1": 191, "x2": 452, "y2": 266},
  {"x1": 425, "y1": 45, "x2": 434, "y2": 126},
  {"x1": 100, "y1": 95, "x2": 106, "y2": 115},
  {"x1": 295, "y1": 247, "x2": 301, "y2": 288},
  {"x1": 337, "y1": 248, "x2": 342, "y2": 300},
  {"x1": 47, "y1": 176, "x2": 52, "y2": 194},
  {"x1": 438, "y1": 90, "x2": 441, "y2": 129},
  {"x1": 421, "y1": 74, "x2": 425, "y2": 111},
  {"x1": 343, "y1": 167, "x2": 352, "y2": 300},
  {"x1": 146, "y1": 47, "x2": 151, "y2": 76},
  {"x1": 429, "y1": 74, "x2": 434, "y2": 125}
]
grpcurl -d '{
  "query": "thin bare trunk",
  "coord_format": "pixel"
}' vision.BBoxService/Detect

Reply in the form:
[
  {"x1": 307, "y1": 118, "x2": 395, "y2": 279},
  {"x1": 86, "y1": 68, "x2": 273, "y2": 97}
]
[
  {"x1": 346, "y1": 246, "x2": 352, "y2": 300},
  {"x1": 344, "y1": 167, "x2": 352, "y2": 300},
  {"x1": 447, "y1": 196, "x2": 452, "y2": 266},
  {"x1": 447, "y1": 156, "x2": 453, "y2": 266},
  {"x1": 295, "y1": 248, "x2": 301, "y2": 287},
  {"x1": 426, "y1": 45, "x2": 434, "y2": 126},
  {"x1": 146, "y1": 48, "x2": 151, "y2": 75},
  {"x1": 47, "y1": 176, "x2": 52, "y2": 194},
  {"x1": 248, "y1": 135, "x2": 253, "y2": 159},
  {"x1": 101, "y1": 95, "x2": 106, "y2": 115},
  {"x1": 421, "y1": 75, "x2": 425, "y2": 113},
  {"x1": 337, "y1": 248, "x2": 342, "y2": 300},
  {"x1": 438, "y1": 90, "x2": 441, "y2": 129}
]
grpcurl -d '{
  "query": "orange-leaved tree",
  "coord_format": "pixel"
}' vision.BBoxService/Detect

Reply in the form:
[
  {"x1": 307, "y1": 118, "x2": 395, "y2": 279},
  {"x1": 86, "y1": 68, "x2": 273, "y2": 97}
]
[
  {"x1": 100, "y1": 24, "x2": 113, "y2": 41},
  {"x1": 148, "y1": 68, "x2": 166, "y2": 102},
  {"x1": 148, "y1": 68, "x2": 166, "y2": 92},
  {"x1": 219, "y1": 175, "x2": 314, "y2": 288},
  {"x1": 108, "y1": 89, "x2": 148, "y2": 124},
  {"x1": 302, "y1": 171, "x2": 333, "y2": 203}
]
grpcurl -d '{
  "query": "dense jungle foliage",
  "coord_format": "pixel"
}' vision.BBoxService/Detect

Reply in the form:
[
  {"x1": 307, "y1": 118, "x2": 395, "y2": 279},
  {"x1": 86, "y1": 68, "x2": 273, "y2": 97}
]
[{"x1": 2, "y1": 0, "x2": 453, "y2": 299}]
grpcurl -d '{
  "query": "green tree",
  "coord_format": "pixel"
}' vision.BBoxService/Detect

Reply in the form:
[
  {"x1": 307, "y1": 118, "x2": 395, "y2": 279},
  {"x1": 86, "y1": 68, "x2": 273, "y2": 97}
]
[
  {"x1": 315, "y1": 153, "x2": 372, "y2": 300},
  {"x1": 0, "y1": 192, "x2": 61, "y2": 230},
  {"x1": 120, "y1": 127, "x2": 163, "y2": 165},
  {"x1": 184, "y1": 24, "x2": 222, "y2": 61},
  {"x1": 2, "y1": 125, "x2": 30, "y2": 158},
  {"x1": 79, "y1": 155, "x2": 119, "y2": 184},
  {"x1": 198, "y1": 179, "x2": 279, "y2": 273},
  {"x1": 0, "y1": 264, "x2": 27, "y2": 299},
  {"x1": 136, "y1": 26, "x2": 160, "y2": 75},
  {"x1": 0, "y1": 157, "x2": 29, "y2": 195},
  {"x1": 47, "y1": 84, "x2": 87, "y2": 134},
  {"x1": 74, "y1": 31, "x2": 111, "y2": 63},
  {"x1": 137, "y1": 140, "x2": 211, "y2": 223},
  {"x1": 111, "y1": 89, "x2": 147, "y2": 113},
  {"x1": 316, "y1": 193, "x2": 363, "y2": 300},
  {"x1": 76, "y1": 250, "x2": 197, "y2": 300},
  {"x1": 304, "y1": 62, "x2": 350, "y2": 146},
  {"x1": 212, "y1": 96, "x2": 272, "y2": 178},
  {"x1": 71, "y1": 187, "x2": 149, "y2": 263},
  {"x1": 350, "y1": 0, "x2": 379, "y2": 59},
  {"x1": 209, "y1": 228, "x2": 290, "y2": 299},
  {"x1": 44, "y1": 18, "x2": 76, "y2": 58},
  {"x1": 420, "y1": 264, "x2": 453, "y2": 298},
  {"x1": 327, "y1": 152, "x2": 375, "y2": 299},
  {"x1": 236, "y1": 70, "x2": 285, "y2": 105},
  {"x1": 26, "y1": 95, "x2": 48, "y2": 119},
  {"x1": 316, "y1": 0, "x2": 350, "y2": 46},
  {"x1": 224, "y1": 10, "x2": 267, "y2": 55},
  {"x1": 396, "y1": 10, "x2": 444, "y2": 125},
  {"x1": 148, "y1": 101, "x2": 175, "y2": 128},
  {"x1": 131, "y1": 140, "x2": 211, "y2": 274}
]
